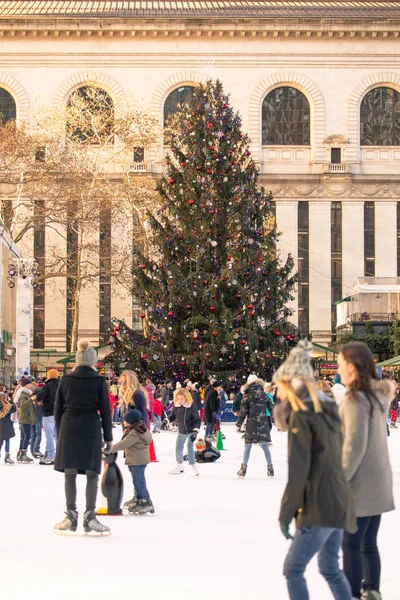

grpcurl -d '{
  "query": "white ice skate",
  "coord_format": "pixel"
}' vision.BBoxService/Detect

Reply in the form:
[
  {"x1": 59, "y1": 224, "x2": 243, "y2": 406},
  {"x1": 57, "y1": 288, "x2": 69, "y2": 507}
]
[
  {"x1": 191, "y1": 464, "x2": 200, "y2": 476},
  {"x1": 169, "y1": 463, "x2": 184, "y2": 475}
]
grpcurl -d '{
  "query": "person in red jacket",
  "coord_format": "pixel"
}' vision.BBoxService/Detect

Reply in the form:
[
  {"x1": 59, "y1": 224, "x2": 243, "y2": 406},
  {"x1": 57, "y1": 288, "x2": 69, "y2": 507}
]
[
  {"x1": 153, "y1": 397, "x2": 163, "y2": 433},
  {"x1": 107, "y1": 381, "x2": 118, "y2": 422}
]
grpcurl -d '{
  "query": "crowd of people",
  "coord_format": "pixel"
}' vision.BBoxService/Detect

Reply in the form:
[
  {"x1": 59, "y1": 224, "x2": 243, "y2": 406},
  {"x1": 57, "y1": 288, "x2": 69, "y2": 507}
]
[{"x1": 0, "y1": 337, "x2": 397, "y2": 599}]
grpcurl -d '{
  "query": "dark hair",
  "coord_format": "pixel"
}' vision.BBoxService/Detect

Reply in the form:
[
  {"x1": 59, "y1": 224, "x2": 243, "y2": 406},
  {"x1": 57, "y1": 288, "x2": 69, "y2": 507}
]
[{"x1": 340, "y1": 341, "x2": 382, "y2": 415}]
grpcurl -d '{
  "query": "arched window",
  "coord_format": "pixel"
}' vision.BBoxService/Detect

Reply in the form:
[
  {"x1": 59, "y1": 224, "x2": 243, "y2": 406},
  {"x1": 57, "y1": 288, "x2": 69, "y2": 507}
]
[
  {"x1": 360, "y1": 87, "x2": 400, "y2": 146},
  {"x1": 67, "y1": 85, "x2": 114, "y2": 143},
  {"x1": 0, "y1": 88, "x2": 17, "y2": 123},
  {"x1": 262, "y1": 87, "x2": 310, "y2": 146},
  {"x1": 164, "y1": 86, "x2": 194, "y2": 125}
]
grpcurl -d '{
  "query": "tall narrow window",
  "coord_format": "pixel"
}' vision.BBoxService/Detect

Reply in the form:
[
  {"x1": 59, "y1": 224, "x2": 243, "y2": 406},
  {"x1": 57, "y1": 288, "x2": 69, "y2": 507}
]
[
  {"x1": 67, "y1": 85, "x2": 114, "y2": 144},
  {"x1": 262, "y1": 87, "x2": 310, "y2": 146},
  {"x1": 364, "y1": 202, "x2": 375, "y2": 276},
  {"x1": 33, "y1": 200, "x2": 45, "y2": 349},
  {"x1": 360, "y1": 87, "x2": 400, "y2": 146},
  {"x1": 164, "y1": 86, "x2": 194, "y2": 125},
  {"x1": 331, "y1": 202, "x2": 342, "y2": 335},
  {"x1": 99, "y1": 207, "x2": 111, "y2": 344},
  {"x1": 397, "y1": 203, "x2": 400, "y2": 277},
  {"x1": 298, "y1": 202, "x2": 309, "y2": 334},
  {"x1": 0, "y1": 88, "x2": 16, "y2": 123},
  {"x1": 66, "y1": 202, "x2": 78, "y2": 352}
]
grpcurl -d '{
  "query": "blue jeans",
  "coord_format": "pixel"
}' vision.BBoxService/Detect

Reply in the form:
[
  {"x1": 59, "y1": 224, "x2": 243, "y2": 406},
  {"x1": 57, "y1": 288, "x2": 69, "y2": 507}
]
[
  {"x1": 176, "y1": 432, "x2": 195, "y2": 465},
  {"x1": 43, "y1": 415, "x2": 56, "y2": 459},
  {"x1": 153, "y1": 415, "x2": 161, "y2": 432},
  {"x1": 19, "y1": 424, "x2": 32, "y2": 451},
  {"x1": 30, "y1": 418, "x2": 42, "y2": 453},
  {"x1": 283, "y1": 526, "x2": 351, "y2": 600},
  {"x1": 205, "y1": 422, "x2": 214, "y2": 438},
  {"x1": 343, "y1": 515, "x2": 382, "y2": 598},
  {"x1": 243, "y1": 442, "x2": 272, "y2": 465},
  {"x1": 0, "y1": 439, "x2": 10, "y2": 452},
  {"x1": 128, "y1": 465, "x2": 150, "y2": 500}
]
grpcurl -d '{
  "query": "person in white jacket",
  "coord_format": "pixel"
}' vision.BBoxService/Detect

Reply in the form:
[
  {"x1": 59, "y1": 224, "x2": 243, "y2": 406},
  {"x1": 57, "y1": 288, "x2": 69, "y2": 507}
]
[{"x1": 331, "y1": 373, "x2": 346, "y2": 405}]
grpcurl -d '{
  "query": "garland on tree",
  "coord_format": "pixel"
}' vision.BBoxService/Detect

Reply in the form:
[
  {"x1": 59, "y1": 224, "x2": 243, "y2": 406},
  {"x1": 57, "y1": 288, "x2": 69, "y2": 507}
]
[{"x1": 106, "y1": 79, "x2": 300, "y2": 382}]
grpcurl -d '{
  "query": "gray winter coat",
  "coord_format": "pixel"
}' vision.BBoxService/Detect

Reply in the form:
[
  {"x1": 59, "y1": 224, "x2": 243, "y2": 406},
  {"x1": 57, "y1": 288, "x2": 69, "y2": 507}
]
[
  {"x1": 339, "y1": 380, "x2": 395, "y2": 518},
  {"x1": 111, "y1": 422, "x2": 152, "y2": 466}
]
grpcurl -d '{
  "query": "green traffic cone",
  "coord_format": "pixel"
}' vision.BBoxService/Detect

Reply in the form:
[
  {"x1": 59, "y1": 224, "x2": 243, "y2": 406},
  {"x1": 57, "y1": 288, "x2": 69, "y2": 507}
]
[{"x1": 216, "y1": 430, "x2": 225, "y2": 451}]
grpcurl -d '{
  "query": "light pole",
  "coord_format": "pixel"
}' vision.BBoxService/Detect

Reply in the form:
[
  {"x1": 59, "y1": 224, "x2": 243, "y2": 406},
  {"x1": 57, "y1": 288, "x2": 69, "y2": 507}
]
[{"x1": 8, "y1": 258, "x2": 39, "y2": 380}]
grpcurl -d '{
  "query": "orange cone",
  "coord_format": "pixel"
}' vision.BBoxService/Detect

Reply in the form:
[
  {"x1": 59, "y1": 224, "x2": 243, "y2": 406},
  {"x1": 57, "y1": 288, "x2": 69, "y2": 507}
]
[{"x1": 149, "y1": 440, "x2": 158, "y2": 462}]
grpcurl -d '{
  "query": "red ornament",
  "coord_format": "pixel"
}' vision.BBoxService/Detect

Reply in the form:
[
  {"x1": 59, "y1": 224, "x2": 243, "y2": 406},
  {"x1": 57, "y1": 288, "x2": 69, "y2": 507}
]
[
  {"x1": 169, "y1": 178, "x2": 175, "y2": 185},
  {"x1": 111, "y1": 331, "x2": 117, "y2": 336},
  {"x1": 168, "y1": 311, "x2": 174, "y2": 317},
  {"x1": 265, "y1": 353, "x2": 270, "y2": 359},
  {"x1": 223, "y1": 103, "x2": 228, "y2": 109},
  {"x1": 107, "y1": 340, "x2": 112, "y2": 345},
  {"x1": 141, "y1": 264, "x2": 146, "y2": 269},
  {"x1": 249, "y1": 311, "x2": 255, "y2": 317},
  {"x1": 186, "y1": 304, "x2": 192, "y2": 310},
  {"x1": 246, "y1": 150, "x2": 251, "y2": 155},
  {"x1": 275, "y1": 331, "x2": 280, "y2": 336},
  {"x1": 209, "y1": 306, "x2": 216, "y2": 312},
  {"x1": 212, "y1": 331, "x2": 217, "y2": 336},
  {"x1": 240, "y1": 339, "x2": 246, "y2": 345},
  {"x1": 247, "y1": 304, "x2": 253, "y2": 310},
  {"x1": 140, "y1": 313, "x2": 145, "y2": 319},
  {"x1": 209, "y1": 145, "x2": 215, "y2": 150},
  {"x1": 181, "y1": 162, "x2": 186, "y2": 167},
  {"x1": 115, "y1": 326, "x2": 120, "y2": 331},
  {"x1": 207, "y1": 169, "x2": 212, "y2": 174},
  {"x1": 140, "y1": 354, "x2": 148, "y2": 360},
  {"x1": 207, "y1": 123, "x2": 213, "y2": 129},
  {"x1": 188, "y1": 199, "x2": 195, "y2": 205}
]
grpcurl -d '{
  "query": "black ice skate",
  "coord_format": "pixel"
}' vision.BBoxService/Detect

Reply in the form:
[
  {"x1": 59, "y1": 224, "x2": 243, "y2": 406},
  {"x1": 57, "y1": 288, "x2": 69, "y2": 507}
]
[
  {"x1": 4, "y1": 453, "x2": 14, "y2": 465},
  {"x1": 267, "y1": 464, "x2": 275, "y2": 477},
  {"x1": 237, "y1": 463, "x2": 247, "y2": 478},
  {"x1": 54, "y1": 510, "x2": 78, "y2": 534},
  {"x1": 123, "y1": 495, "x2": 137, "y2": 510},
  {"x1": 129, "y1": 499, "x2": 155, "y2": 515},
  {"x1": 33, "y1": 451, "x2": 45, "y2": 459},
  {"x1": 83, "y1": 511, "x2": 111, "y2": 535},
  {"x1": 18, "y1": 450, "x2": 33, "y2": 463}
]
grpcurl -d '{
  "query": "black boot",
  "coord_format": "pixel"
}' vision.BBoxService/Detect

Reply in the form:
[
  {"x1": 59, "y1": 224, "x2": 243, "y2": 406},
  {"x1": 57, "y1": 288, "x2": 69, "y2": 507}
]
[
  {"x1": 123, "y1": 495, "x2": 137, "y2": 510},
  {"x1": 18, "y1": 450, "x2": 33, "y2": 463},
  {"x1": 129, "y1": 499, "x2": 155, "y2": 515},
  {"x1": 54, "y1": 510, "x2": 78, "y2": 534},
  {"x1": 267, "y1": 464, "x2": 274, "y2": 477},
  {"x1": 237, "y1": 463, "x2": 247, "y2": 478},
  {"x1": 83, "y1": 511, "x2": 110, "y2": 535}
]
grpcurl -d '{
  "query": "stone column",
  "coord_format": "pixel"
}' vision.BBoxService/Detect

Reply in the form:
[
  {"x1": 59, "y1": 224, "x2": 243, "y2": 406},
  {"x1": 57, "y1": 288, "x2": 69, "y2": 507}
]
[
  {"x1": 342, "y1": 201, "x2": 365, "y2": 292},
  {"x1": 275, "y1": 200, "x2": 298, "y2": 327},
  {"x1": 375, "y1": 202, "x2": 397, "y2": 277},
  {"x1": 309, "y1": 201, "x2": 331, "y2": 340}
]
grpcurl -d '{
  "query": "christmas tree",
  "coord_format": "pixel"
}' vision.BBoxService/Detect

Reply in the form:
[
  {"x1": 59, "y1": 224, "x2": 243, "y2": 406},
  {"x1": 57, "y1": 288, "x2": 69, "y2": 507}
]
[{"x1": 106, "y1": 79, "x2": 299, "y2": 382}]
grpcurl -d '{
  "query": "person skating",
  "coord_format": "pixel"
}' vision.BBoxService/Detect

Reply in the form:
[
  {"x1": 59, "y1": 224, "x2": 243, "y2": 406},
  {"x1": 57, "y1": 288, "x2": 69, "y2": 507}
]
[
  {"x1": 193, "y1": 438, "x2": 221, "y2": 463},
  {"x1": 152, "y1": 396, "x2": 163, "y2": 433},
  {"x1": 54, "y1": 339, "x2": 113, "y2": 535},
  {"x1": 273, "y1": 340, "x2": 355, "y2": 600},
  {"x1": 338, "y1": 342, "x2": 395, "y2": 600},
  {"x1": 118, "y1": 370, "x2": 148, "y2": 426},
  {"x1": 389, "y1": 391, "x2": 399, "y2": 429},
  {"x1": 16, "y1": 377, "x2": 37, "y2": 463},
  {"x1": 111, "y1": 409, "x2": 154, "y2": 515},
  {"x1": 35, "y1": 369, "x2": 59, "y2": 465},
  {"x1": 236, "y1": 374, "x2": 274, "y2": 479},
  {"x1": 0, "y1": 388, "x2": 16, "y2": 464},
  {"x1": 169, "y1": 387, "x2": 201, "y2": 476},
  {"x1": 204, "y1": 380, "x2": 221, "y2": 440}
]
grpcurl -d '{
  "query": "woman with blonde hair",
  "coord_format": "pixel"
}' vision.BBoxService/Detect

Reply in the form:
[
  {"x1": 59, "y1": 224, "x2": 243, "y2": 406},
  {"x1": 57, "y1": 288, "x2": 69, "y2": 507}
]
[
  {"x1": 169, "y1": 387, "x2": 201, "y2": 476},
  {"x1": 118, "y1": 370, "x2": 148, "y2": 426},
  {"x1": 273, "y1": 340, "x2": 355, "y2": 600}
]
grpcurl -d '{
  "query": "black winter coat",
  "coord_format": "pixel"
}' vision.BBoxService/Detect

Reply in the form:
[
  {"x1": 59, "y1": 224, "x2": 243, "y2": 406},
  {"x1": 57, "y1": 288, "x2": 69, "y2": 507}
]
[
  {"x1": 190, "y1": 389, "x2": 202, "y2": 411},
  {"x1": 35, "y1": 378, "x2": 59, "y2": 417},
  {"x1": 275, "y1": 393, "x2": 357, "y2": 533},
  {"x1": 54, "y1": 367, "x2": 113, "y2": 475},
  {"x1": 0, "y1": 394, "x2": 16, "y2": 442},
  {"x1": 170, "y1": 403, "x2": 201, "y2": 434},
  {"x1": 204, "y1": 389, "x2": 219, "y2": 424},
  {"x1": 237, "y1": 381, "x2": 272, "y2": 444}
]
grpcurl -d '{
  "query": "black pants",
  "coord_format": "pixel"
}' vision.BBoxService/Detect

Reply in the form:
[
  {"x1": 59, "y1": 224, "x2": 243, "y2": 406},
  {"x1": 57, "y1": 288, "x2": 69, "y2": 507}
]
[
  {"x1": 343, "y1": 515, "x2": 382, "y2": 598},
  {"x1": 65, "y1": 469, "x2": 98, "y2": 512}
]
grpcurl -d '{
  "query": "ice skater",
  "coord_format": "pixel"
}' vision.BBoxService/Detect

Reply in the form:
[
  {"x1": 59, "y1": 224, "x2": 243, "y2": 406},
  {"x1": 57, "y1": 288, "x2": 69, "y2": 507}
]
[
  {"x1": 53, "y1": 339, "x2": 113, "y2": 535},
  {"x1": 169, "y1": 387, "x2": 201, "y2": 476},
  {"x1": 236, "y1": 374, "x2": 274, "y2": 479},
  {"x1": 111, "y1": 409, "x2": 154, "y2": 515}
]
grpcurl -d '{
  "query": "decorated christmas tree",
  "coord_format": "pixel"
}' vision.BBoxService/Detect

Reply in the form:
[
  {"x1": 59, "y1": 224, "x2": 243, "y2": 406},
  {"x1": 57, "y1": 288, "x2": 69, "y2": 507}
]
[{"x1": 106, "y1": 79, "x2": 299, "y2": 382}]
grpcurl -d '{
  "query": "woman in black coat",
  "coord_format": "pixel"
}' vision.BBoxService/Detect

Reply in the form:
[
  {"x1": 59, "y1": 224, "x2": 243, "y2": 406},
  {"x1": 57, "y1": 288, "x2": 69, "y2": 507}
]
[
  {"x1": 0, "y1": 391, "x2": 16, "y2": 464},
  {"x1": 204, "y1": 381, "x2": 220, "y2": 439},
  {"x1": 54, "y1": 340, "x2": 113, "y2": 535}
]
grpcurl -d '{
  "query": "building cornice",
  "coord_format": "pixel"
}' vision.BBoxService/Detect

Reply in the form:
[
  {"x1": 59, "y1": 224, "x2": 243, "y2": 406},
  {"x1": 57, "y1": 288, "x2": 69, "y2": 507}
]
[{"x1": 0, "y1": 17, "x2": 399, "y2": 40}]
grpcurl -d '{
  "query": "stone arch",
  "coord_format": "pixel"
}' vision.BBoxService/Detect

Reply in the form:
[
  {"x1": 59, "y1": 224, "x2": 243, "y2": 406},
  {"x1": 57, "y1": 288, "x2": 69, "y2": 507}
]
[
  {"x1": 347, "y1": 72, "x2": 400, "y2": 162},
  {"x1": 249, "y1": 73, "x2": 325, "y2": 163},
  {"x1": 149, "y1": 71, "x2": 207, "y2": 160},
  {"x1": 53, "y1": 71, "x2": 125, "y2": 106},
  {"x1": 0, "y1": 73, "x2": 29, "y2": 121}
]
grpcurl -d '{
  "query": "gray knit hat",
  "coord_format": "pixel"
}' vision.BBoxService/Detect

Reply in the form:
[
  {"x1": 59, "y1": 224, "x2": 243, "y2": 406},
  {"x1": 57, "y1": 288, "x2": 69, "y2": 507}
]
[
  {"x1": 273, "y1": 339, "x2": 314, "y2": 382},
  {"x1": 76, "y1": 339, "x2": 97, "y2": 367}
]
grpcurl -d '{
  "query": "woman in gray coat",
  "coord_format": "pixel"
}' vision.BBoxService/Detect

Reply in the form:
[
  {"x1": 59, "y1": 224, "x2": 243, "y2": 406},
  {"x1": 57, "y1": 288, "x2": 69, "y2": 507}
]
[{"x1": 338, "y1": 342, "x2": 395, "y2": 600}]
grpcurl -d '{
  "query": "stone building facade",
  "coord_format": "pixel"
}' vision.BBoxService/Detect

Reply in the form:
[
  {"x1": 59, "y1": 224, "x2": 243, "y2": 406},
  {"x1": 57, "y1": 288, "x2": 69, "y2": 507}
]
[{"x1": 0, "y1": 1, "x2": 399, "y2": 351}]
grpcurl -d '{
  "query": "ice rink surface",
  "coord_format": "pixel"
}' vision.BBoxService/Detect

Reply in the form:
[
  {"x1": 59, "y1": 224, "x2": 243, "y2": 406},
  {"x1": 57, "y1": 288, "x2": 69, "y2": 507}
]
[{"x1": 1, "y1": 423, "x2": 399, "y2": 600}]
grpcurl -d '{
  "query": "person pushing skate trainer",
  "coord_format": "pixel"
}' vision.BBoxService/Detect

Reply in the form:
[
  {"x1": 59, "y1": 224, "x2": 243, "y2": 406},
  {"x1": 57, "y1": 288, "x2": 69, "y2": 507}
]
[{"x1": 53, "y1": 339, "x2": 113, "y2": 535}]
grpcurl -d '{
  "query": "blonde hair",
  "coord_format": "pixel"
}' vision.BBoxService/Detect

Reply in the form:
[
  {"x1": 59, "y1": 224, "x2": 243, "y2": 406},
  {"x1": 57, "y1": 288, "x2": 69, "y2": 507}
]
[
  {"x1": 317, "y1": 380, "x2": 333, "y2": 397},
  {"x1": 173, "y1": 387, "x2": 193, "y2": 407},
  {"x1": 276, "y1": 379, "x2": 322, "y2": 414},
  {"x1": 118, "y1": 370, "x2": 142, "y2": 408}
]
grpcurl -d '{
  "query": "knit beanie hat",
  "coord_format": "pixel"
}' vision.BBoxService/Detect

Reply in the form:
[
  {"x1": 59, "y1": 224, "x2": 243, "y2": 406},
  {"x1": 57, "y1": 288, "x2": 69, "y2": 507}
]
[
  {"x1": 47, "y1": 369, "x2": 59, "y2": 380},
  {"x1": 76, "y1": 339, "x2": 97, "y2": 367},
  {"x1": 247, "y1": 373, "x2": 258, "y2": 385},
  {"x1": 333, "y1": 373, "x2": 341, "y2": 385},
  {"x1": 273, "y1": 339, "x2": 314, "y2": 382},
  {"x1": 124, "y1": 409, "x2": 142, "y2": 425},
  {"x1": 195, "y1": 438, "x2": 207, "y2": 452},
  {"x1": 20, "y1": 377, "x2": 31, "y2": 387}
]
